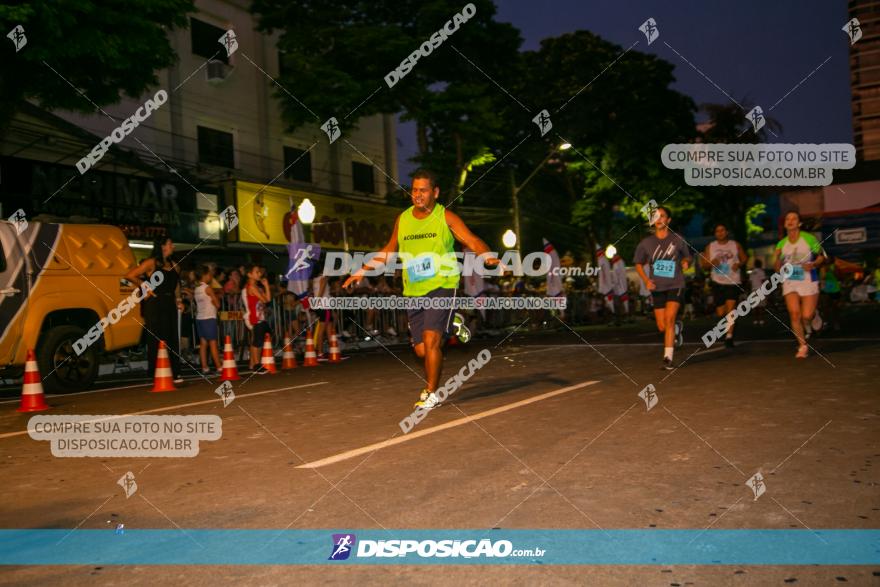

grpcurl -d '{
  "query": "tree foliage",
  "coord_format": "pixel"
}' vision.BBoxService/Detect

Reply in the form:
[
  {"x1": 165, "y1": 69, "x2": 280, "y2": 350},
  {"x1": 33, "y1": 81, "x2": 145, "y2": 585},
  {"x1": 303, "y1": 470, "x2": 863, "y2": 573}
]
[
  {"x1": 0, "y1": 0, "x2": 193, "y2": 137},
  {"x1": 252, "y1": 0, "x2": 522, "y2": 199}
]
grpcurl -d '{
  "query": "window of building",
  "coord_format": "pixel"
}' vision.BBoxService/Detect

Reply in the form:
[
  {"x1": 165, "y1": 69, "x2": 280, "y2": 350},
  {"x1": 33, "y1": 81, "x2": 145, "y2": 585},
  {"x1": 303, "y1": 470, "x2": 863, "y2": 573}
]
[
  {"x1": 283, "y1": 146, "x2": 312, "y2": 183},
  {"x1": 191, "y1": 18, "x2": 228, "y2": 64},
  {"x1": 197, "y1": 126, "x2": 235, "y2": 168},
  {"x1": 352, "y1": 161, "x2": 374, "y2": 194}
]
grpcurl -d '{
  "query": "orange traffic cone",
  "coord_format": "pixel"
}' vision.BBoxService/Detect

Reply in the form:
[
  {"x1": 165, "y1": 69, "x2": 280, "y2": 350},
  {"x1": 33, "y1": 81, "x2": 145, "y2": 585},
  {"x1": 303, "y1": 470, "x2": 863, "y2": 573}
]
[
  {"x1": 302, "y1": 329, "x2": 319, "y2": 367},
  {"x1": 328, "y1": 333, "x2": 342, "y2": 363},
  {"x1": 220, "y1": 335, "x2": 240, "y2": 381},
  {"x1": 150, "y1": 341, "x2": 176, "y2": 392},
  {"x1": 281, "y1": 337, "x2": 298, "y2": 370},
  {"x1": 261, "y1": 333, "x2": 278, "y2": 374},
  {"x1": 18, "y1": 349, "x2": 49, "y2": 412}
]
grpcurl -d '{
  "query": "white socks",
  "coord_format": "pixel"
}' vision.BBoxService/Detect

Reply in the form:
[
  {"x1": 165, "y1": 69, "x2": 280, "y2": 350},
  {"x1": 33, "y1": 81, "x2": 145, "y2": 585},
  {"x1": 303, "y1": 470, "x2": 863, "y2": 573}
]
[{"x1": 664, "y1": 347, "x2": 673, "y2": 360}]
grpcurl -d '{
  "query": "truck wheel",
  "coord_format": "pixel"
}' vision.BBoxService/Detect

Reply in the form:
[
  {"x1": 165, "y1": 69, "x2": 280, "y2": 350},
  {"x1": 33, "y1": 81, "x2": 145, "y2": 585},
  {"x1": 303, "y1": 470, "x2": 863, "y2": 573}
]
[{"x1": 37, "y1": 325, "x2": 99, "y2": 392}]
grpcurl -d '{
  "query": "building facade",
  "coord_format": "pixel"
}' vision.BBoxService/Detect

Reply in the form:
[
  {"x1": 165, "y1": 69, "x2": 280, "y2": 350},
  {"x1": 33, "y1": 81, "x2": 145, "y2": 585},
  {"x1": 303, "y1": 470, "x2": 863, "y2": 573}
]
[
  {"x1": 850, "y1": 0, "x2": 880, "y2": 161},
  {"x1": 1, "y1": 0, "x2": 401, "y2": 270}
]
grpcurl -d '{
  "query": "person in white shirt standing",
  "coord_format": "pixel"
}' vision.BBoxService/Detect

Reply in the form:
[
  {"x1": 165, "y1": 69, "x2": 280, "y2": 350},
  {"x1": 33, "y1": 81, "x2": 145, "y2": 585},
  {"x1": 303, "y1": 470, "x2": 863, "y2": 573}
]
[
  {"x1": 699, "y1": 223, "x2": 748, "y2": 348},
  {"x1": 597, "y1": 245, "x2": 628, "y2": 324},
  {"x1": 194, "y1": 265, "x2": 223, "y2": 374}
]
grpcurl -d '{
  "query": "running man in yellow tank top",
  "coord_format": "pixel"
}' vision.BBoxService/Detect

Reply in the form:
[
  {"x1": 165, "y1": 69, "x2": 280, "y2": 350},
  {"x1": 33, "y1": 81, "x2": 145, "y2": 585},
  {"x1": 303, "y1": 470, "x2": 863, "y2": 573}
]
[{"x1": 343, "y1": 169, "x2": 501, "y2": 409}]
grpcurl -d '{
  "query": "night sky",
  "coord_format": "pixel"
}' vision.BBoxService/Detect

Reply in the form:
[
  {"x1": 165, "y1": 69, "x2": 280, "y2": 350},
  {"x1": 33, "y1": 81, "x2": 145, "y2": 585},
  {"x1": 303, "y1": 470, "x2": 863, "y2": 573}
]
[{"x1": 397, "y1": 0, "x2": 854, "y2": 182}]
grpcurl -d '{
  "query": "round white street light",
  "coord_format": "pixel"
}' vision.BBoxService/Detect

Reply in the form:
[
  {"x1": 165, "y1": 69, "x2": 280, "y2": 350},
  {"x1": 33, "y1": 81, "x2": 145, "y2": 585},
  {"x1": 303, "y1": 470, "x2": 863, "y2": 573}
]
[
  {"x1": 502, "y1": 229, "x2": 517, "y2": 249},
  {"x1": 298, "y1": 198, "x2": 316, "y2": 224}
]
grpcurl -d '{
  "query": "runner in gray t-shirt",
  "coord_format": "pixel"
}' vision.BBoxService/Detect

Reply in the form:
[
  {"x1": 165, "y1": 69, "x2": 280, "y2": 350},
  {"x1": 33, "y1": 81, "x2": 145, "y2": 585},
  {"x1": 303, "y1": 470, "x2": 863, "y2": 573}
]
[{"x1": 634, "y1": 206, "x2": 692, "y2": 370}]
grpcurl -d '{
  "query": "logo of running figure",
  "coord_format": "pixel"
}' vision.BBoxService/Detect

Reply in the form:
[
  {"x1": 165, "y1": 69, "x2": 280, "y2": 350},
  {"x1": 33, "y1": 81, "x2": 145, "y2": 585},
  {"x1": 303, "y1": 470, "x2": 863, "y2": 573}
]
[
  {"x1": 329, "y1": 533, "x2": 356, "y2": 560},
  {"x1": 843, "y1": 18, "x2": 862, "y2": 45},
  {"x1": 8, "y1": 209, "x2": 28, "y2": 235},
  {"x1": 321, "y1": 117, "x2": 341, "y2": 144},
  {"x1": 117, "y1": 471, "x2": 138, "y2": 499},
  {"x1": 638, "y1": 383, "x2": 658, "y2": 411},
  {"x1": 640, "y1": 199, "x2": 660, "y2": 226},
  {"x1": 218, "y1": 29, "x2": 238, "y2": 57},
  {"x1": 7, "y1": 25, "x2": 26, "y2": 52},
  {"x1": 221, "y1": 205, "x2": 239, "y2": 232},
  {"x1": 289, "y1": 244, "x2": 315, "y2": 276},
  {"x1": 745, "y1": 471, "x2": 766, "y2": 501},
  {"x1": 532, "y1": 109, "x2": 552, "y2": 137},
  {"x1": 639, "y1": 18, "x2": 660, "y2": 45},
  {"x1": 215, "y1": 380, "x2": 235, "y2": 407},
  {"x1": 746, "y1": 106, "x2": 765, "y2": 133}
]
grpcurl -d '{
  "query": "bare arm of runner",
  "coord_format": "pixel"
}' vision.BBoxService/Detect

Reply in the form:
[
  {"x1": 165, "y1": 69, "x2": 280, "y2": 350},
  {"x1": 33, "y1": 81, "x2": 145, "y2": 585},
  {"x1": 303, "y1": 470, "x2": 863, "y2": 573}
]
[
  {"x1": 635, "y1": 263, "x2": 656, "y2": 291},
  {"x1": 445, "y1": 210, "x2": 503, "y2": 269},
  {"x1": 343, "y1": 217, "x2": 400, "y2": 290},
  {"x1": 802, "y1": 255, "x2": 826, "y2": 272}
]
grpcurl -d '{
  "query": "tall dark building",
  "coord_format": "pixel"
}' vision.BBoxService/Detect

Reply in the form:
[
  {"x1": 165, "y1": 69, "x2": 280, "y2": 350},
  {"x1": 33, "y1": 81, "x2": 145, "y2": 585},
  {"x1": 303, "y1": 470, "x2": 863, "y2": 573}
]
[{"x1": 850, "y1": 0, "x2": 880, "y2": 160}]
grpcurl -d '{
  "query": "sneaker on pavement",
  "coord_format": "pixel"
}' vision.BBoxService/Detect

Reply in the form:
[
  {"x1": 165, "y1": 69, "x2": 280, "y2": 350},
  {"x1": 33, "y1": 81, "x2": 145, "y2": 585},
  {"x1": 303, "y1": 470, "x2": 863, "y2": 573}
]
[
  {"x1": 674, "y1": 320, "x2": 684, "y2": 347},
  {"x1": 661, "y1": 357, "x2": 675, "y2": 370},
  {"x1": 173, "y1": 377, "x2": 184, "y2": 384},
  {"x1": 724, "y1": 337, "x2": 734, "y2": 349},
  {"x1": 415, "y1": 392, "x2": 440, "y2": 410},
  {"x1": 796, "y1": 345, "x2": 809, "y2": 359}
]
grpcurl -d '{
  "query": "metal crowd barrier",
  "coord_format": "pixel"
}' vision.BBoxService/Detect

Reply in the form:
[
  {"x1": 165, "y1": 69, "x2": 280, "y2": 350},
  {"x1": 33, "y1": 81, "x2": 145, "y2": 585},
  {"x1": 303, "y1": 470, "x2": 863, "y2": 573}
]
[{"x1": 181, "y1": 291, "x2": 593, "y2": 357}]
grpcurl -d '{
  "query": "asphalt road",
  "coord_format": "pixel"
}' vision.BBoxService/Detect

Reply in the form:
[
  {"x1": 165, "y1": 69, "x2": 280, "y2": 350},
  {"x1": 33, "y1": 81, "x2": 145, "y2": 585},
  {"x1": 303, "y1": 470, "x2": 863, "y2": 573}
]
[{"x1": 1, "y1": 312, "x2": 878, "y2": 585}]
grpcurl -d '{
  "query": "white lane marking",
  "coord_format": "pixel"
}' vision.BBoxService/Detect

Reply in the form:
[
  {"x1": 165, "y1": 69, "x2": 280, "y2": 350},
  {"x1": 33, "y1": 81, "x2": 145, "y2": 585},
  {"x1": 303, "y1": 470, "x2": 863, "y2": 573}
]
[
  {"x1": 0, "y1": 374, "x2": 221, "y2": 404},
  {"x1": 0, "y1": 382, "x2": 152, "y2": 404},
  {"x1": 523, "y1": 337, "x2": 880, "y2": 347},
  {"x1": 0, "y1": 381, "x2": 328, "y2": 440},
  {"x1": 297, "y1": 379, "x2": 600, "y2": 469}
]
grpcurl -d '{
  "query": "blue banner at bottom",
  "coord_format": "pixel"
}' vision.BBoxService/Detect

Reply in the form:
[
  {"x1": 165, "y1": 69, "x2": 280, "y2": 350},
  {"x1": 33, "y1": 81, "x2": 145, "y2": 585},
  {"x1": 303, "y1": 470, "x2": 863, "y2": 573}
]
[{"x1": 1, "y1": 530, "x2": 878, "y2": 565}]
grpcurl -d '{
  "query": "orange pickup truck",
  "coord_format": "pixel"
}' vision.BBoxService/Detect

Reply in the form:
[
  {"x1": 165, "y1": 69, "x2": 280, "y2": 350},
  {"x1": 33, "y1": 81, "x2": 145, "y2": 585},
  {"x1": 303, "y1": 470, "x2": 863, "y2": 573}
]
[{"x1": 0, "y1": 220, "x2": 143, "y2": 391}]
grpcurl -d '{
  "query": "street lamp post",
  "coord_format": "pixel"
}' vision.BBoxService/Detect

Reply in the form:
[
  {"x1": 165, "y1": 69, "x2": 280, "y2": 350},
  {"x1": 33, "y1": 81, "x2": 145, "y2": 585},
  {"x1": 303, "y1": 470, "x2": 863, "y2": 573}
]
[
  {"x1": 298, "y1": 198, "x2": 316, "y2": 243},
  {"x1": 510, "y1": 142, "x2": 571, "y2": 250}
]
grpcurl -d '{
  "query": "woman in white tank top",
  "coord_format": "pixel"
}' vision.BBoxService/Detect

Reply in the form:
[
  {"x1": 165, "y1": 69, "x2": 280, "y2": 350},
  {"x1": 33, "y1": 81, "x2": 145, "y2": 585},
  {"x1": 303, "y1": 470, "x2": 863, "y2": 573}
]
[
  {"x1": 194, "y1": 266, "x2": 222, "y2": 373},
  {"x1": 699, "y1": 224, "x2": 748, "y2": 347}
]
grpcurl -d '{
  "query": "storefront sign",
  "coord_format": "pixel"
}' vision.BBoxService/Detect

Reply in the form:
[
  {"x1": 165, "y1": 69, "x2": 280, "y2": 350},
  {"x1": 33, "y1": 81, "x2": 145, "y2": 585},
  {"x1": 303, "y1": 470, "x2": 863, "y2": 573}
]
[{"x1": 235, "y1": 181, "x2": 400, "y2": 250}]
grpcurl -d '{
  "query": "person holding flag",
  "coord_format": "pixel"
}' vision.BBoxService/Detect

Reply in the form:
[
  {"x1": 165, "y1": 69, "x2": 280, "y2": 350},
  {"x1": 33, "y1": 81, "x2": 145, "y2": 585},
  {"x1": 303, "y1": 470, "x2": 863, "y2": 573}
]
[
  {"x1": 543, "y1": 238, "x2": 565, "y2": 321},
  {"x1": 342, "y1": 169, "x2": 502, "y2": 410}
]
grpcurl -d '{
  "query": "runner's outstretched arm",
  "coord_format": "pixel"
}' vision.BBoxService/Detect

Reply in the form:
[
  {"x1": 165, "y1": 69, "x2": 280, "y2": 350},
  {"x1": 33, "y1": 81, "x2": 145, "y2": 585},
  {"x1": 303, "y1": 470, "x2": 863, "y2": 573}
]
[
  {"x1": 342, "y1": 217, "x2": 400, "y2": 289},
  {"x1": 444, "y1": 210, "x2": 500, "y2": 266}
]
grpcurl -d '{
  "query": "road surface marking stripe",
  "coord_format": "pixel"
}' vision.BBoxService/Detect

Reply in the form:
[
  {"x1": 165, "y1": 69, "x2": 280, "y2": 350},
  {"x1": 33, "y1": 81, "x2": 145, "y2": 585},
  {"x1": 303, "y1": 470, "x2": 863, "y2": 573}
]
[
  {"x1": 296, "y1": 379, "x2": 599, "y2": 469},
  {"x1": 0, "y1": 382, "x2": 152, "y2": 404},
  {"x1": 0, "y1": 381, "x2": 328, "y2": 440}
]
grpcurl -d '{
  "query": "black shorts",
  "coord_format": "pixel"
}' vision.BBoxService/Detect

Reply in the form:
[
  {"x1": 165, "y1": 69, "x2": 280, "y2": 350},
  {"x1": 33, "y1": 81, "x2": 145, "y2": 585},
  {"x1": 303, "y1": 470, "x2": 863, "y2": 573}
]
[
  {"x1": 250, "y1": 321, "x2": 272, "y2": 346},
  {"x1": 651, "y1": 288, "x2": 683, "y2": 307},
  {"x1": 406, "y1": 288, "x2": 456, "y2": 345},
  {"x1": 711, "y1": 282, "x2": 741, "y2": 303}
]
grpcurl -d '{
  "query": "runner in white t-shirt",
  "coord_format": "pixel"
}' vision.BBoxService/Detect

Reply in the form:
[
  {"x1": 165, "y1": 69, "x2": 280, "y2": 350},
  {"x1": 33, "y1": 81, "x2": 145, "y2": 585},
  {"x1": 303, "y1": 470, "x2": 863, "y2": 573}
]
[
  {"x1": 699, "y1": 223, "x2": 748, "y2": 348},
  {"x1": 774, "y1": 211, "x2": 826, "y2": 358}
]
